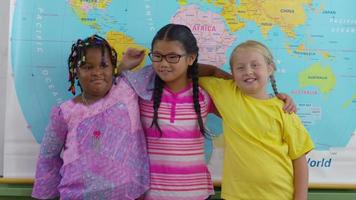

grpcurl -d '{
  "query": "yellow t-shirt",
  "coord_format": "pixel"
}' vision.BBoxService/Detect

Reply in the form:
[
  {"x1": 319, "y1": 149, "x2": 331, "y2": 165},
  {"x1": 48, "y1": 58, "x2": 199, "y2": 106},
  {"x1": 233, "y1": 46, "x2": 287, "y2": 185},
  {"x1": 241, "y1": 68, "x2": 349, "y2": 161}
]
[{"x1": 200, "y1": 77, "x2": 314, "y2": 200}]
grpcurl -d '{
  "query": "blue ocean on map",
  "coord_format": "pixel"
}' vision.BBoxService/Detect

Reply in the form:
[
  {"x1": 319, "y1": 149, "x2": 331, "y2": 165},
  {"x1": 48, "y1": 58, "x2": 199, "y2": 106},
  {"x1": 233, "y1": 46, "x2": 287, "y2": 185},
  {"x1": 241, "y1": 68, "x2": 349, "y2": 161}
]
[{"x1": 11, "y1": 0, "x2": 356, "y2": 153}]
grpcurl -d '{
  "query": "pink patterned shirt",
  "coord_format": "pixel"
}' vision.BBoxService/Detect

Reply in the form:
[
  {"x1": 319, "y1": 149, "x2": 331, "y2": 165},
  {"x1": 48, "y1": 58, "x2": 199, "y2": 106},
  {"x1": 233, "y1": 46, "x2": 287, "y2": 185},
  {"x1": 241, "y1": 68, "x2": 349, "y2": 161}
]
[{"x1": 32, "y1": 77, "x2": 149, "y2": 200}]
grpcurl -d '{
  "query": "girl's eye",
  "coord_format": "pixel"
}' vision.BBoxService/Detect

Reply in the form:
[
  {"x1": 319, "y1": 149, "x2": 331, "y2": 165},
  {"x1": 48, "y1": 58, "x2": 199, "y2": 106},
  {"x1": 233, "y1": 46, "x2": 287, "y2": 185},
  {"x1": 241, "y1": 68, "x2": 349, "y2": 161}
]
[
  {"x1": 252, "y1": 63, "x2": 260, "y2": 68},
  {"x1": 167, "y1": 55, "x2": 179, "y2": 59},
  {"x1": 153, "y1": 54, "x2": 161, "y2": 59},
  {"x1": 151, "y1": 53, "x2": 159, "y2": 57},
  {"x1": 101, "y1": 62, "x2": 110, "y2": 68},
  {"x1": 80, "y1": 64, "x2": 92, "y2": 70},
  {"x1": 236, "y1": 65, "x2": 245, "y2": 71}
]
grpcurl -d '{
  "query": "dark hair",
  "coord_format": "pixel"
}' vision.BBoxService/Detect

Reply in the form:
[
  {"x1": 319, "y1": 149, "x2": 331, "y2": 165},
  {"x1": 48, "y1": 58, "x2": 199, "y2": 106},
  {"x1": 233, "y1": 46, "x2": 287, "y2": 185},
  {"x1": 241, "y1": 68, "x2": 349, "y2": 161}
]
[
  {"x1": 67, "y1": 34, "x2": 118, "y2": 95},
  {"x1": 150, "y1": 24, "x2": 207, "y2": 136}
]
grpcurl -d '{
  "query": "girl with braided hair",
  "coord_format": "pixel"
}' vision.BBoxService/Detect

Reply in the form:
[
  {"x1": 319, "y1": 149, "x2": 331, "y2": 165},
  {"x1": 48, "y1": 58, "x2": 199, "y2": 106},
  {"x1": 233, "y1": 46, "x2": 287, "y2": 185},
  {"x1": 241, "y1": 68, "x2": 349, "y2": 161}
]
[
  {"x1": 143, "y1": 24, "x2": 216, "y2": 200},
  {"x1": 199, "y1": 40, "x2": 314, "y2": 200},
  {"x1": 32, "y1": 35, "x2": 149, "y2": 200},
  {"x1": 121, "y1": 23, "x2": 216, "y2": 200}
]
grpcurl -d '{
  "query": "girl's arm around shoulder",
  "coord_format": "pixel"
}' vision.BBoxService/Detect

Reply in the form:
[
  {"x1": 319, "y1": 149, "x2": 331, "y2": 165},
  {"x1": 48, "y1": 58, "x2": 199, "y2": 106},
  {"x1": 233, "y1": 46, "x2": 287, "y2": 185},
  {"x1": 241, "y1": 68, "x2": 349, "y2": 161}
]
[
  {"x1": 276, "y1": 93, "x2": 297, "y2": 113},
  {"x1": 197, "y1": 63, "x2": 232, "y2": 79},
  {"x1": 120, "y1": 65, "x2": 155, "y2": 101},
  {"x1": 292, "y1": 155, "x2": 309, "y2": 200},
  {"x1": 118, "y1": 47, "x2": 155, "y2": 100},
  {"x1": 32, "y1": 106, "x2": 68, "y2": 199}
]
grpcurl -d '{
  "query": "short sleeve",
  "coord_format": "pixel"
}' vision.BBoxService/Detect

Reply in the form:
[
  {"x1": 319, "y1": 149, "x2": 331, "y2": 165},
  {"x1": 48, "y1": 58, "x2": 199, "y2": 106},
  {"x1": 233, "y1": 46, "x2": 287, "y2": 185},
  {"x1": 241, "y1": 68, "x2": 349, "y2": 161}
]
[
  {"x1": 199, "y1": 77, "x2": 218, "y2": 95},
  {"x1": 121, "y1": 64, "x2": 155, "y2": 100},
  {"x1": 283, "y1": 113, "x2": 314, "y2": 160},
  {"x1": 201, "y1": 90, "x2": 216, "y2": 115}
]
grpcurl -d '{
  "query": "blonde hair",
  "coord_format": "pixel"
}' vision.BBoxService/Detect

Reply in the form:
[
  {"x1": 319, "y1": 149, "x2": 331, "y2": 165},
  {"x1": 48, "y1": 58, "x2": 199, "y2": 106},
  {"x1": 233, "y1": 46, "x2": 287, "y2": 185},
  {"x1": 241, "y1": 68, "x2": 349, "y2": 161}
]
[{"x1": 229, "y1": 40, "x2": 279, "y2": 95}]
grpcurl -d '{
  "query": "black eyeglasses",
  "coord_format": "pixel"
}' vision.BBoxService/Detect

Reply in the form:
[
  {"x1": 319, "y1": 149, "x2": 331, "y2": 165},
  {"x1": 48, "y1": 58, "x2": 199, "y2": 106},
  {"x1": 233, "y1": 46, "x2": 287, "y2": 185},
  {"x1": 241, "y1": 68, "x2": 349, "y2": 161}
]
[{"x1": 148, "y1": 52, "x2": 186, "y2": 64}]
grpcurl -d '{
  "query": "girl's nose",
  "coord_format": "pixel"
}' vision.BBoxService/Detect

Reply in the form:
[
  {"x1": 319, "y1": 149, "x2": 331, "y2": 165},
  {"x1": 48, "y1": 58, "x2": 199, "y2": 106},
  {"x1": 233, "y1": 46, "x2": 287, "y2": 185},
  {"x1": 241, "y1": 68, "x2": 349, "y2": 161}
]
[
  {"x1": 92, "y1": 65, "x2": 104, "y2": 75},
  {"x1": 245, "y1": 66, "x2": 254, "y2": 74},
  {"x1": 159, "y1": 59, "x2": 169, "y2": 68}
]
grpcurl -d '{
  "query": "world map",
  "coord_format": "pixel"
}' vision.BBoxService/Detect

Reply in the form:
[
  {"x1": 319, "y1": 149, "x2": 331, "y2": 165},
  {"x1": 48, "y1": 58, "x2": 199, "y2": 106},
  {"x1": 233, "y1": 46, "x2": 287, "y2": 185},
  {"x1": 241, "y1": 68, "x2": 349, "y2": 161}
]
[{"x1": 11, "y1": 0, "x2": 356, "y2": 156}]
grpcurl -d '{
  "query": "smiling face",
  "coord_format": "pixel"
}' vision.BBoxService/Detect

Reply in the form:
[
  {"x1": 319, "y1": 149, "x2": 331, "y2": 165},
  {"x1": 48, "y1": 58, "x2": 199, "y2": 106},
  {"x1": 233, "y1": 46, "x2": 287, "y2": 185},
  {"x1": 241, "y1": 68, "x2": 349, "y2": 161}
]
[
  {"x1": 230, "y1": 47, "x2": 274, "y2": 99},
  {"x1": 77, "y1": 47, "x2": 114, "y2": 100},
  {"x1": 151, "y1": 40, "x2": 196, "y2": 91}
]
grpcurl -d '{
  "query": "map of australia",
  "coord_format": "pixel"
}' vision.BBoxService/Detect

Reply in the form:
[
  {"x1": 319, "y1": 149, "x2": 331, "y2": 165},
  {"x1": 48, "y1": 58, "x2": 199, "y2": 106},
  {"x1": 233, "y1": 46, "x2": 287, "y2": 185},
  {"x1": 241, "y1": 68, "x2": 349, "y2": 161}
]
[{"x1": 299, "y1": 63, "x2": 336, "y2": 94}]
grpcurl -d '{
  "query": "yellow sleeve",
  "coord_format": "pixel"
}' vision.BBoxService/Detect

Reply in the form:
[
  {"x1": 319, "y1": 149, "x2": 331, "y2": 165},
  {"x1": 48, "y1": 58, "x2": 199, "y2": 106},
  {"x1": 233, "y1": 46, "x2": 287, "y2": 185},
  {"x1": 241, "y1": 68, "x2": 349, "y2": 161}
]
[
  {"x1": 283, "y1": 113, "x2": 314, "y2": 160},
  {"x1": 199, "y1": 77, "x2": 234, "y2": 96},
  {"x1": 199, "y1": 77, "x2": 218, "y2": 94}
]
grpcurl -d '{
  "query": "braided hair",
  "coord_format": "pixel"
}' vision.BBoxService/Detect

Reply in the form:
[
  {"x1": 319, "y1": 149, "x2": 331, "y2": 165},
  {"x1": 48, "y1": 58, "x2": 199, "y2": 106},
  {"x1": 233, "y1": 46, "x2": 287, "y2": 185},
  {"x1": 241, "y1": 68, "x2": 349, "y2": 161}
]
[
  {"x1": 230, "y1": 40, "x2": 279, "y2": 96},
  {"x1": 150, "y1": 24, "x2": 207, "y2": 136},
  {"x1": 67, "y1": 34, "x2": 118, "y2": 95}
]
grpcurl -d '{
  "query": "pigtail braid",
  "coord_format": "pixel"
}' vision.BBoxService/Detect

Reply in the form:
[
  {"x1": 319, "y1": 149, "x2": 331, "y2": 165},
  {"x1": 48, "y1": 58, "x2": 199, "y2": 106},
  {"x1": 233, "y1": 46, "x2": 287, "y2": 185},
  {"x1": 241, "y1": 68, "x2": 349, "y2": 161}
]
[
  {"x1": 189, "y1": 57, "x2": 206, "y2": 136},
  {"x1": 150, "y1": 76, "x2": 164, "y2": 134},
  {"x1": 67, "y1": 43, "x2": 77, "y2": 94},
  {"x1": 270, "y1": 74, "x2": 279, "y2": 96},
  {"x1": 67, "y1": 39, "x2": 85, "y2": 95}
]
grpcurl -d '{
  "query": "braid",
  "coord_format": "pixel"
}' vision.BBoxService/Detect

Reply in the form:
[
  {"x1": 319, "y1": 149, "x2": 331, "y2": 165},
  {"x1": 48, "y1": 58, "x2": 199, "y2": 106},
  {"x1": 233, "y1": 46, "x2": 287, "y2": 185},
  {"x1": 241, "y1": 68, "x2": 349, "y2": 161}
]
[
  {"x1": 150, "y1": 76, "x2": 164, "y2": 134},
  {"x1": 67, "y1": 39, "x2": 85, "y2": 95},
  {"x1": 270, "y1": 74, "x2": 279, "y2": 96},
  {"x1": 67, "y1": 34, "x2": 118, "y2": 95},
  {"x1": 189, "y1": 56, "x2": 206, "y2": 136},
  {"x1": 68, "y1": 43, "x2": 76, "y2": 94}
]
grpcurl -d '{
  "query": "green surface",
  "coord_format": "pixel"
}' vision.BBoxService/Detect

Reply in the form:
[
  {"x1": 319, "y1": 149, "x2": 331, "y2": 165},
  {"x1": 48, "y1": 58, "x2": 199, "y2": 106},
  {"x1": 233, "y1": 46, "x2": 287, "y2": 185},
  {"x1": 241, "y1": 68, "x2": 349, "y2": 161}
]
[{"x1": 1, "y1": 184, "x2": 356, "y2": 200}]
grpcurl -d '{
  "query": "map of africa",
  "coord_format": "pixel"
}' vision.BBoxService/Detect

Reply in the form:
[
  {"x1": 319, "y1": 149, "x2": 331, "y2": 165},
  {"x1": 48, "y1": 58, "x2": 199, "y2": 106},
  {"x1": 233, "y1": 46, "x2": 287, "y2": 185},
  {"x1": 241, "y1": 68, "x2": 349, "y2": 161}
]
[{"x1": 11, "y1": 0, "x2": 356, "y2": 155}]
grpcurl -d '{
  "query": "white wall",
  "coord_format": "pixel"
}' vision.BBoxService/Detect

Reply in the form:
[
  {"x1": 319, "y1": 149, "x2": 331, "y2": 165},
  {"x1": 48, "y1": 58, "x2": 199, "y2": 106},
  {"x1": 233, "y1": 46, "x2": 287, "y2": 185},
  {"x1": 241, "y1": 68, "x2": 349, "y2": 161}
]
[
  {"x1": 1, "y1": 0, "x2": 39, "y2": 178},
  {"x1": 0, "y1": 0, "x2": 11, "y2": 176}
]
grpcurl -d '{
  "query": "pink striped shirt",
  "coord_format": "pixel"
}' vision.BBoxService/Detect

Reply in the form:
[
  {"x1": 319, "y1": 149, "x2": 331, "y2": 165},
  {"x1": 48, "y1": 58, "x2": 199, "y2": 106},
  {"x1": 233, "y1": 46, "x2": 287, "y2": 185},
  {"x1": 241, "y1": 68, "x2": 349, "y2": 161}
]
[{"x1": 140, "y1": 84, "x2": 214, "y2": 200}]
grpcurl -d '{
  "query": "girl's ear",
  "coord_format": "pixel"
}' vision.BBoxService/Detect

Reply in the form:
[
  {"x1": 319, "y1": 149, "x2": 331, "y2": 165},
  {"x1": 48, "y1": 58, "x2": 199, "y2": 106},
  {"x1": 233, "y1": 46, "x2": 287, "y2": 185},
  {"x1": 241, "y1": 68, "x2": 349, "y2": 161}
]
[
  {"x1": 267, "y1": 63, "x2": 275, "y2": 75},
  {"x1": 187, "y1": 53, "x2": 197, "y2": 65}
]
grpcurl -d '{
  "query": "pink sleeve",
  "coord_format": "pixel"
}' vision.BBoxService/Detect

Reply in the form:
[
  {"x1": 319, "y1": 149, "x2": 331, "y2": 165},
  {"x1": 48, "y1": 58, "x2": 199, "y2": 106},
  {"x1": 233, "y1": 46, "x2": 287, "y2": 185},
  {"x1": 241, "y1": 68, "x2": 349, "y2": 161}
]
[
  {"x1": 202, "y1": 89, "x2": 220, "y2": 117},
  {"x1": 207, "y1": 95, "x2": 214, "y2": 114},
  {"x1": 121, "y1": 64, "x2": 155, "y2": 100},
  {"x1": 32, "y1": 106, "x2": 67, "y2": 199},
  {"x1": 201, "y1": 89, "x2": 214, "y2": 113}
]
